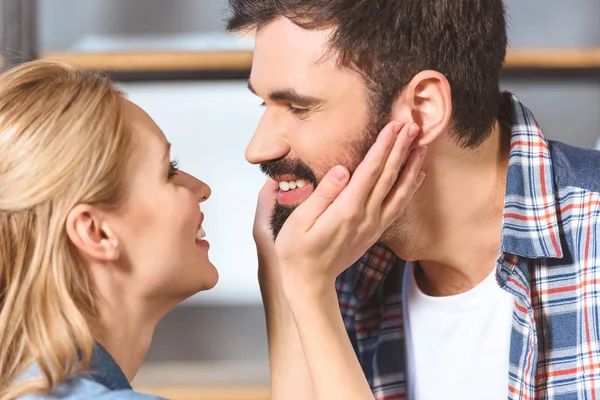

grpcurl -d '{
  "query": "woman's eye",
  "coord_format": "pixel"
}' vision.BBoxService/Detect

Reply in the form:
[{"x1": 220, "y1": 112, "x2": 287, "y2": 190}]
[{"x1": 168, "y1": 159, "x2": 179, "y2": 180}]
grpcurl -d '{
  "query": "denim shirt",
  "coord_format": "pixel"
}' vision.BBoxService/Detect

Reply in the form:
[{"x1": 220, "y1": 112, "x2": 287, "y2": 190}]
[{"x1": 17, "y1": 343, "x2": 165, "y2": 400}]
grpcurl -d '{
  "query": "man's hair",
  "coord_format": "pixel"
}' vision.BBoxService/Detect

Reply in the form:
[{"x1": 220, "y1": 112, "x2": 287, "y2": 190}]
[{"x1": 227, "y1": 0, "x2": 507, "y2": 148}]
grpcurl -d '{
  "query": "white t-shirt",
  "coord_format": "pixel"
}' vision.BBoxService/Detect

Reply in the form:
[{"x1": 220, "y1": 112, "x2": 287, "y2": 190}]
[{"x1": 402, "y1": 263, "x2": 514, "y2": 400}]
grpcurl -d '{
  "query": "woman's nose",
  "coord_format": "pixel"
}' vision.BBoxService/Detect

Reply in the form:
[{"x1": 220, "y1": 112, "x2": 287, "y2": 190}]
[{"x1": 175, "y1": 171, "x2": 211, "y2": 202}]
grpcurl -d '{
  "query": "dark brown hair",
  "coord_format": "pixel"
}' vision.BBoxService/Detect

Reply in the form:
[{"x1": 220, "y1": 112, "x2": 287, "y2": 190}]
[{"x1": 227, "y1": 0, "x2": 507, "y2": 148}]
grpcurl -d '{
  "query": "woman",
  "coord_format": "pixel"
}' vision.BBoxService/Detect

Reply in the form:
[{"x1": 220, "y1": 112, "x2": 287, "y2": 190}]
[
  {"x1": 0, "y1": 60, "x2": 213, "y2": 399},
  {"x1": 0, "y1": 60, "x2": 425, "y2": 399}
]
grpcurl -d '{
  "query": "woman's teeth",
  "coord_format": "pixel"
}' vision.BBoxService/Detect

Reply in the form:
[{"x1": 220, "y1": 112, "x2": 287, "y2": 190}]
[
  {"x1": 196, "y1": 227, "x2": 206, "y2": 241},
  {"x1": 279, "y1": 179, "x2": 307, "y2": 192}
]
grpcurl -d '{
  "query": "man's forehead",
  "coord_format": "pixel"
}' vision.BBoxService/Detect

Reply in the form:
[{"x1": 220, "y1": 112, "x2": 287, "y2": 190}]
[
  {"x1": 251, "y1": 18, "x2": 356, "y2": 96},
  {"x1": 254, "y1": 17, "x2": 332, "y2": 62}
]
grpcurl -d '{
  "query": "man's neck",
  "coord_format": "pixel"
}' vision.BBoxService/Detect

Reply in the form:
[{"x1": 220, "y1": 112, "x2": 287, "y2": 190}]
[{"x1": 391, "y1": 119, "x2": 512, "y2": 297}]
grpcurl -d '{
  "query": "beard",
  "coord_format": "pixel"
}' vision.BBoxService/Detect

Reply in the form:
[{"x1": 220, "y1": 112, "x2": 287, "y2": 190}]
[{"x1": 261, "y1": 106, "x2": 390, "y2": 240}]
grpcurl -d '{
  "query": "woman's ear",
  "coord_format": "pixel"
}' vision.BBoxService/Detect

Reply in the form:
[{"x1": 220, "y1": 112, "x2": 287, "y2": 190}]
[
  {"x1": 390, "y1": 70, "x2": 452, "y2": 147},
  {"x1": 65, "y1": 204, "x2": 120, "y2": 262}
]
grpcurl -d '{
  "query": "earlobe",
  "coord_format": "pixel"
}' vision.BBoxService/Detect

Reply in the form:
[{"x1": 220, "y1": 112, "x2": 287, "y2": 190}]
[
  {"x1": 391, "y1": 70, "x2": 452, "y2": 147},
  {"x1": 65, "y1": 205, "x2": 120, "y2": 262}
]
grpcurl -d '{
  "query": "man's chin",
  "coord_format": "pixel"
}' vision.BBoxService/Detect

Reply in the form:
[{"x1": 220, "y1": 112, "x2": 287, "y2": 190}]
[
  {"x1": 270, "y1": 202, "x2": 297, "y2": 240},
  {"x1": 270, "y1": 202, "x2": 409, "y2": 243}
]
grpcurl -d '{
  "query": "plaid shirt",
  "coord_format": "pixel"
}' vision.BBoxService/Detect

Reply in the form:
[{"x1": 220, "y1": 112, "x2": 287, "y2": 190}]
[{"x1": 336, "y1": 93, "x2": 600, "y2": 399}]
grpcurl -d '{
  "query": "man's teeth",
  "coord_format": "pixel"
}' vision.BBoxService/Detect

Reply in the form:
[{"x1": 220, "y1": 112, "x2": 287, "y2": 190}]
[
  {"x1": 195, "y1": 227, "x2": 206, "y2": 241},
  {"x1": 279, "y1": 179, "x2": 307, "y2": 192}
]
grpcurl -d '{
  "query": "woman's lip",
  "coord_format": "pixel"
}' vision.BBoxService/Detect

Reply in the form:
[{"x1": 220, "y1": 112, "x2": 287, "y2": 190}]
[
  {"x1": 198, "y1": 212, "x2": 204, "y2": 230},
  {"x1": 195, "y1": 239, "x2": 210, "y2": 249}
]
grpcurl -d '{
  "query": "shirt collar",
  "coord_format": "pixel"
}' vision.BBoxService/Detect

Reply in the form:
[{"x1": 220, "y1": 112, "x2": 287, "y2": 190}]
[
  {"x1": 499, "y1": 92, "x2": 563, "y2": 260},
  {"x1": 88, "y1": 342, "x2": 132, "y2": 391},
  {"x1": 350, "y1": 243, "x2": 404, "y2": 304}
]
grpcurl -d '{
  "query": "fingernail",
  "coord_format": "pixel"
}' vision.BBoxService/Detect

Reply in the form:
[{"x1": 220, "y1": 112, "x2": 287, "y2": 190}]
[
  {"x1": 408, "y1": 125, "x2": 419, "y2": 139},
  {"x1": 419, "y1": 146, "x2": 428, "y2": 157},
  {"x1": 332, "y1": 166, "x2": 347, "y2": 182},
  {"x1": 417, "y1": 171, "x2": 426, "y2": 186}
]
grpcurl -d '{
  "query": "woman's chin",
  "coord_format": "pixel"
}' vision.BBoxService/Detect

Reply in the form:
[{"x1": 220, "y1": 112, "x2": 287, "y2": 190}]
[
  {"x1": 195, "y1": 262, "x2": 219, "y2": 292},
  {"x1": 203, "y1": 264, "x2": 219, "y2": 290}
]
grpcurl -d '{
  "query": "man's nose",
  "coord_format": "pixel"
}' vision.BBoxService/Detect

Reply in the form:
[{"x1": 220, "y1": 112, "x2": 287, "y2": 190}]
[{"x1": 245, "y1": 114, "x2": 291, "y2": 165}]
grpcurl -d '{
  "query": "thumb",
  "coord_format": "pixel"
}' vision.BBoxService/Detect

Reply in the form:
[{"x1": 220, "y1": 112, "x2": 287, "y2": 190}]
[
  {"x1": 255, "y1": 178, "x2": 279, "y2": 226},
  {"x1": 290, "y1": 166, "x2": 350, "y2": 228},
  {"x1": 257, "y1": 178, "x2": 279, "y2": 207}
]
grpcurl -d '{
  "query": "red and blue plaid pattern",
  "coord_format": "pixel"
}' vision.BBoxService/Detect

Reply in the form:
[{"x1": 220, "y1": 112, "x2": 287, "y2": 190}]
[{"x1": 336, "y1": 93, "x2": 600, "y2": 399}]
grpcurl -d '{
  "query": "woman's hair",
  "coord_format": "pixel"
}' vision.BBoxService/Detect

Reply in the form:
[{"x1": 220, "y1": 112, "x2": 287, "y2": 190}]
[{"x1": 0, "y1": 60, "x2": 133, "y2": 399}]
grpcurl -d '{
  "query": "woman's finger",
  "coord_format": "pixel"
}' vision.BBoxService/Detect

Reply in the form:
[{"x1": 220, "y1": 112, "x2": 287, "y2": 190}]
[
  {"x1": 255, "y1": 179, "x2": 280, "y2": 221},
  {"x1": 286, "y1": 166, "x2": 350, "y2": 231},
  {"x1": 339, "y1": 121, "x2": 403, "y2": 206},
  {"x1": 366, "y1": 123, "x2": 419, "y2": 215},
  {"x1": 379, "y1": 146, "x2": 427, "y2": 225}
]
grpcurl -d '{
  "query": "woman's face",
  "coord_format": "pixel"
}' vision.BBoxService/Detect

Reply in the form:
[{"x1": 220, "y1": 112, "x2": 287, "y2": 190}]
[{"x1": 108, "y1": 101, "x2": 217, "y2": 303}]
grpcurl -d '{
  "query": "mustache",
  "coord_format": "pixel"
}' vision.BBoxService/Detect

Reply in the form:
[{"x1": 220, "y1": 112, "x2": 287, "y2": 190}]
[{"x1": 260, "y1": 158, "x2": 318, "y2": 187}]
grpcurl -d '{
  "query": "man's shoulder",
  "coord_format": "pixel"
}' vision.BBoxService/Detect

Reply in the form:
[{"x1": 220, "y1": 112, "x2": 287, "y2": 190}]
[
  {"x1": 546, "y1": 140, "x2": 600, "y2": 263},
  {"x1": 549, "y1": 140, "x2": 600, "y2": 194}
]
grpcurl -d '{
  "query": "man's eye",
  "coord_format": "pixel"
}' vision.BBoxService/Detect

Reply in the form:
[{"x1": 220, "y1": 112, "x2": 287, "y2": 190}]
[{"x1": 288, "y1": 105, "x2": 310, "y2": 117}]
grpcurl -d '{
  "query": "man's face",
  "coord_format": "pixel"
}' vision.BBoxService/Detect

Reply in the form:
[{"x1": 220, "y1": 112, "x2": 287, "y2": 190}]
[{"x1": 248, "y1": 17, "x2": 387, "y2": 238}]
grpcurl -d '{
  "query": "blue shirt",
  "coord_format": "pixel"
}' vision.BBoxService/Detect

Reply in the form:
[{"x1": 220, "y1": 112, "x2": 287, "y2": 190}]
[
  {"x1": 18, "y1": 343, "x2": 165, "y2": 400},
  {"x1": 336, "y1": 93, "x2": 600, "y2": 399}
]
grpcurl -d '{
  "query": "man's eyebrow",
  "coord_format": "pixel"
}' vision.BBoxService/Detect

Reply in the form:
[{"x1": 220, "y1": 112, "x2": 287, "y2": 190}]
[{"x1": 247, "y1": 80, "x2": 324, "y2": 108}]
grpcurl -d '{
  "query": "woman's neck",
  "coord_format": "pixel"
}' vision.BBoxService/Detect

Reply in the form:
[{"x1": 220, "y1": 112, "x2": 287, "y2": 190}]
[
  {"x1": 92, "y1": 295, "x2": 173, "y2": 382},
  {"x1": 93, "y1": 309, "x2": 153, "y2": 381}
]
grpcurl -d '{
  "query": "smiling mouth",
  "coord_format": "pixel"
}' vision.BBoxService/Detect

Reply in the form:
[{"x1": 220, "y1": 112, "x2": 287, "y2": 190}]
[
  {"x1": 277, "y1": 178, "x2": 308, "y2": 192},
  {"x1": 195, "y1": 213, "x2": 207, "y2": 242},
  {"x1": 195, "y1": 226, "x2": 206, "y2": 241},
  {"x1": 274, "y1": 176, "x2": 314, "y2": 206}
]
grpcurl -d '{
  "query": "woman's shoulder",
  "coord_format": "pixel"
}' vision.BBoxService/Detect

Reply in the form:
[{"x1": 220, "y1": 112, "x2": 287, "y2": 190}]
[
  {"x1": 16, "y1": 369, "x2": 165, "y2": 400},
  {"x1": 16, "y1": 345, "x2": 166, "y2": 399},
  {"x1": 18, "y1": 379, "x2": 165, "y2": 399}
]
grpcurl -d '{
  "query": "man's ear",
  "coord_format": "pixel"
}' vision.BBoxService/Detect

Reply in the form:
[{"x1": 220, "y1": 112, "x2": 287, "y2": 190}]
[
  {"x1": 390, "y1": 70, "x2": 452, "y2": 147},
  {"x1": 65, "y1": 204, "x2": 120, "y2": 262}
]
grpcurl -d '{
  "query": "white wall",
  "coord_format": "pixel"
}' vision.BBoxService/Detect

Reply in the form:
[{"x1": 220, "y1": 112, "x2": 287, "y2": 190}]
[
  {"x1": 122, "y1": 80, "x2": 266, "y2": 305},
  {"x1": 38, "y1": 0, "x2": 229, "y2": 51}
]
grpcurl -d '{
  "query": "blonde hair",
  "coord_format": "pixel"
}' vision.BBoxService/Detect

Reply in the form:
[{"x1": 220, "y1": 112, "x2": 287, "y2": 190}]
[{"x1": 0, "y1": 60, "x2": 132, "y2": 399}]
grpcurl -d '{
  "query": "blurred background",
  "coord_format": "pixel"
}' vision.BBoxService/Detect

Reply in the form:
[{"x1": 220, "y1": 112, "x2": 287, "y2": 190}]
[{"x1": 2, "y1": 0, "x2": 599, "y2": 399}]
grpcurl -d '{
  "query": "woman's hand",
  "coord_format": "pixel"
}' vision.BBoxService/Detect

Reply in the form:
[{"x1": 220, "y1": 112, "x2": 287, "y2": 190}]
[
  {"x1": 253, "y1": 180, "x2": 317, "y2": 400},
  {"x1": 275, "y1": 120, "x2": 426, "y2": 294},
  {"x1": 271, "y1": 120, "x2": 426, "y2": 400}
]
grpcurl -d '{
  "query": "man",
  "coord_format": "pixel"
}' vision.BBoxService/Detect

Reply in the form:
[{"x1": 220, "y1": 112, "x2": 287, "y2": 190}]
[{"x1": 226, "y1": 0, "x2": 600, "y2": 399}]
